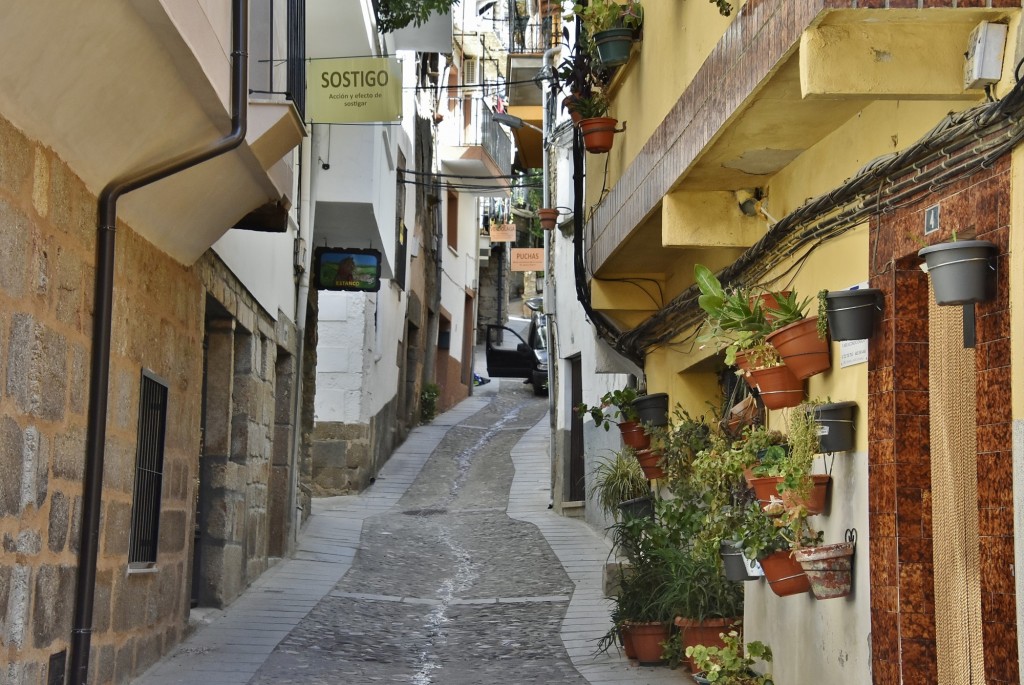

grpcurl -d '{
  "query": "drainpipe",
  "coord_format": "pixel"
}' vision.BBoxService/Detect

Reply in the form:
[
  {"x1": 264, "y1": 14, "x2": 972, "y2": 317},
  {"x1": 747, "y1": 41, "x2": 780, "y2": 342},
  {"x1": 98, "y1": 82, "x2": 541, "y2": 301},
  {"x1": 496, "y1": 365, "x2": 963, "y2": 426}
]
[
  {"x1": 288, "y1": 135, "x2": 313, "y2": 549},
  {"x1": 68, "y1": 2, "x2": 248, "y2": 682},
  {"x1": 541, "y1": 45, "x2": 559, "y2": 502}
]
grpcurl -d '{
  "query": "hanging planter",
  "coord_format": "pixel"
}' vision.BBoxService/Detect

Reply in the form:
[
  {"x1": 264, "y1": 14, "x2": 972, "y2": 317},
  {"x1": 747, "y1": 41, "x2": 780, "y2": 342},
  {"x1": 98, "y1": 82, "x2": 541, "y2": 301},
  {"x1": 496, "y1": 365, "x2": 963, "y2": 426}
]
[
  {"x1": 579, "y1": 117, "x2": 620, "y2": 154},
  {"x1": 758, "y1": 550, "x2": 811, "y2": 597},
  {"x1": 823, "y1": 289, "x2": 883, "y2": 341},
  {"x1": 719, "y1": 540, "x2": 761, "y2": 582},
  {"x1": 634, "y1": 448, "x2": 665, "y2": 480},
  {"x1": 593, "y1": 27, "x2": 634, "y2": 67},
  {"x1": 918, "y1": 239, "x2": 998, "y2": 305},
  {"x1": 747, "y1": 364, "x2": 803, "y2": 410},
  {"x1": 538, "y1": 208, "x2": 559, "y2": 231},
  {"x1": 748, "y1": 474, "x2": 830, "y2": 515},
  {"x1": 750, "y1": 291, "x2": 792, "y2": 325},
  {"x1": 618, "y1": 421, "x2": 651, "y2": 450},
  {"x1": 794, "y1": 540, "x2": 854, "y2": 600},
  {"x1": 807, "y1": 400, "x2": 857, "y2": 453},
  {"x1": 618, "y1": 495, "x2": 654, "y2": 521},
  {"x1": 632, "y1": 392, "x2": 668, "y2": 426},
  {"x1": 766, "y1": 317, "x2": 830, "y2": 379}
]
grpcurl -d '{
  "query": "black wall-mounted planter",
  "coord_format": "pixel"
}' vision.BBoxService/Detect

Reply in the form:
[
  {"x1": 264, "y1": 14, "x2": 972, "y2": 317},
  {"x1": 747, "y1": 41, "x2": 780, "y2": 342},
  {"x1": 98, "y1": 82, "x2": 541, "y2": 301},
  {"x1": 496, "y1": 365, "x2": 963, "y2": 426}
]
[
  {"x1": 825, "y1": 289, "x2": 883, "y2": 341},
  {"x1": 809, "y1": 400, "x2": 857, "y2": 453},
  {"x1": 632, "y1": 393, "x2": 669, "y2": 426}
]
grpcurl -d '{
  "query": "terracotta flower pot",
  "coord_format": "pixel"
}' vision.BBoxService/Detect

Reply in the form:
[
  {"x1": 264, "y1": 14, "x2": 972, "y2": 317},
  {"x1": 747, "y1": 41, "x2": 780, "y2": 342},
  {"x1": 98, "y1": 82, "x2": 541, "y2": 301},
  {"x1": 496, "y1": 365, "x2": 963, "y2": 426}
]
[
  {"x1": 746, "y1": 364, "x2": 803, "y2": 409},
  {"x1": 620, "y1": 624, "x2": 638, "y2": 659},
  {"x1": 766, "y1": 317, "x2": 830, "y2": 379},
  {"x1": 623, "y1": 622, "x2": 670, "y2": 665},
  {"x1": 618, "y1": 421, "x2": 651, "y2": 450},
  {"x1": 748, "y1": 474, "x2": 830, "y2": 515},
  {"x1": 579, "y1": 117, "x2": 619, "y2": 154},
  {"x1": 635, "y1": 449, "x2": 665, "y2": 480},
  {"x1": 749, "y1": 291, "x2": 791, "y2": 324},
  {"x1": 674, "y1": 616, "x2": 741, "y2": 673},
  {"x1": 758, "y1": 550, "x2": 810, "y2": 597},
  {"x1": 794, "y1": 542, "x2": 854, "y2": 600},
  {"x1": 537, "y1": 207, "x2": 559, "y2": 230}
]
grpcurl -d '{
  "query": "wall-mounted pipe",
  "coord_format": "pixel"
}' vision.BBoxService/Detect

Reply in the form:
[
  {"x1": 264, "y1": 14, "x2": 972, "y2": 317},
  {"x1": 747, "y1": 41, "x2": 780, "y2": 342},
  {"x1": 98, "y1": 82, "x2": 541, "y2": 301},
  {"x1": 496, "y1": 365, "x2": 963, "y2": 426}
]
[{"x1": 69, "y1": 2, "x2": 249, "y2": 682}]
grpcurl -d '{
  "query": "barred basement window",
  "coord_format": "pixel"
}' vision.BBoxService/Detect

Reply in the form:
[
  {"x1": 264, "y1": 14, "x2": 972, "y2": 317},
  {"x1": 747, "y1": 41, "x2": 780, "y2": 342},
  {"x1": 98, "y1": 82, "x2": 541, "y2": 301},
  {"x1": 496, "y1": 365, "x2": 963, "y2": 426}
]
[{"x1": 129, "y1": 370, "x2": 169, "y2": 567}]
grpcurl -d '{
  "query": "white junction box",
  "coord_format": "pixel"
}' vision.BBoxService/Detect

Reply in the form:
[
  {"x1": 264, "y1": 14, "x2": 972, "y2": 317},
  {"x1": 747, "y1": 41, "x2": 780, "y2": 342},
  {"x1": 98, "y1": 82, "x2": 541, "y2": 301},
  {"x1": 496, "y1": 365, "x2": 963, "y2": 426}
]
[{"x1": 964, "y1": 21, "x2": 1008, "y2": 90}]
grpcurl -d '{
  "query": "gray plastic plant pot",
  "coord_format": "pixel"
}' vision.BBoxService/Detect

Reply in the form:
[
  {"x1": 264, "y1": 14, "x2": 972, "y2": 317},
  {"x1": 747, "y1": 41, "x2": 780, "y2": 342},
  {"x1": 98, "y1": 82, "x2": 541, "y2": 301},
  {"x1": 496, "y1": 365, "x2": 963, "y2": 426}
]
[{"x1": 918, "y1": 240, "x2": 997, "y2": 306}]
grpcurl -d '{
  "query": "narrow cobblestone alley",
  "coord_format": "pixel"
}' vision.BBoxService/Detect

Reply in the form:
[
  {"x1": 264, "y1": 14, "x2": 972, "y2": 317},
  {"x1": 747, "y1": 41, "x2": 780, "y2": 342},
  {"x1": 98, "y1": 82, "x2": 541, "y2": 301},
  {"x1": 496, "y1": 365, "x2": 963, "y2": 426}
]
[{"x1": 134, "y1": 380, "x2": 687, "y2": 685}]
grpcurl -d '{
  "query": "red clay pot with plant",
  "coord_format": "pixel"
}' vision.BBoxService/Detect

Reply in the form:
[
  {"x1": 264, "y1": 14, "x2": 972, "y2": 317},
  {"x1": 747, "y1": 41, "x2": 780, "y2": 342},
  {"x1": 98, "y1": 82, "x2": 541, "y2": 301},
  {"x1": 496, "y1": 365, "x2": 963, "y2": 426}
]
[
  {"x1": 747, "y1": 364, "x2": 803, "y2": 409},
  {"x1": 635, "y1": 449, "x2": 665, "y2": 480},
  {"x1": 758, "y1": 550, "x2": 811, "y2": 597},
  {"x1": 766, "y1": 317, "x2": 831, "y2": 379},
  {"x1": 619, "y1": 421, "x2": 651, "y2": 450},
  {"x1": 579, "y1": 117, "x2": 619, "y2": 153},
  {"x1": 748, "y1": 474, "x2": 831, "y2": 515},
  {"x1": 674, "y1": 617, "x2": 740, "y2": 673},
  {"x1": 623, "y1": 621, "x2": 671, "y2": 665}
]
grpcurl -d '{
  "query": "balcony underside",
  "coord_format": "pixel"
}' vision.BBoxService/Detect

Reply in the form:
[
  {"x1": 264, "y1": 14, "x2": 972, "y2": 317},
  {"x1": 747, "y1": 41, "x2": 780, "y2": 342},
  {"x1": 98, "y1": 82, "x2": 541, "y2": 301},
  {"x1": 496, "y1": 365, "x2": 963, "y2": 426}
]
[
  {"x1": 0, "y1": 0, "x2": 304, "y2": 265},
  {"x1": 591, "y1": 6, "x2": 1013, "y2": 287},
  {"x1": 439, "y1": 146, "x2": 512, "y2": 196}
]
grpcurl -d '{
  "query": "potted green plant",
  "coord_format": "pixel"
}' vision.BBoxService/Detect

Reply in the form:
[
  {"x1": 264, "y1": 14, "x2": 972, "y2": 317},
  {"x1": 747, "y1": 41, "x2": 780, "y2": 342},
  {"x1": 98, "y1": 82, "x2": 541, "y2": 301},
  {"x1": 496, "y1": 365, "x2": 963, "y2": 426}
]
[
  {"x1": 686, "y1": 631, "x2": 773, "y2": 685},
  {"x1": 590, "y1": 449, "x2": 651, "y2": 521},
  {"x1": 763, "y1": 290, "x2": 831, "y2": 380},
  {"x1": 820, "y1": 287, "x2": 883, "y2": 341},
  {"x1": 735, "y1": 503, "x2": 818, "y2": 597},
  {"x1": 567, "y1": 0, "x2": 643, "y2": 67},
  {"x1": 744, "y1": 344, "x2": 803, "y2": 410},
  {"x1": 602, "y1": 513, "x2": 679, "y2": 665},
  {"x1": 802, "y1": 399, "x2": 857, "y2": 453},
  {"x1": 918, "y1": 238, "x2": 997, "y2": 305},
  {"x1": 577, "y1": 385, "x2": 639, "y2": 428},
  {"x1": 571, "y1": 90, "x2": 620, "y2": 153},
  {"x1": 746, "y1": 406, "x2": 829, "y2": 515},
  {"x1": 695, "y1": 264, "x2": 773, "y2": 368}
]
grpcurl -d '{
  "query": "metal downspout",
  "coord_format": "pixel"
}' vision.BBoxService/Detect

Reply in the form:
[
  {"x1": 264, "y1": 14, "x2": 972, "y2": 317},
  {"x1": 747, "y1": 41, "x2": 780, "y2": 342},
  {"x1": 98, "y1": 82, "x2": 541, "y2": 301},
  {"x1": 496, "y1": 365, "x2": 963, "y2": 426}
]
[
  {"x1": 68, "y1": 2, "x2": 248, "y2": 682},
  {"x1": 540, "y1": 45, "x2": 559, "y2": 503},
  {"x1": 288, "y1": 136, "x2": 313, "y2": 549}
]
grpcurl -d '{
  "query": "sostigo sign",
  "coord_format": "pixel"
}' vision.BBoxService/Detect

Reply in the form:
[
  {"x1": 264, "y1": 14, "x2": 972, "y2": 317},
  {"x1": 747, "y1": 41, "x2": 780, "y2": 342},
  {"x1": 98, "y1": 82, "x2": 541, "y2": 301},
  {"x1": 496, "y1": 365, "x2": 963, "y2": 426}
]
[{"x1": 306, "y1": 57, "x2": 403, "y2": 124}]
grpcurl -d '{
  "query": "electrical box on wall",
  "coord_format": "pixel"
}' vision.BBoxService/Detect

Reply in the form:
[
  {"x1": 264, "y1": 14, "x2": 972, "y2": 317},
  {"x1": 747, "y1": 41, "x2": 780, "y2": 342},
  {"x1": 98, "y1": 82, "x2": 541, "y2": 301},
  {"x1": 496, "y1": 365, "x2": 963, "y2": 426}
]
[{"x1": 964, "y1": 21, "x2": 1008, "y2": 90}]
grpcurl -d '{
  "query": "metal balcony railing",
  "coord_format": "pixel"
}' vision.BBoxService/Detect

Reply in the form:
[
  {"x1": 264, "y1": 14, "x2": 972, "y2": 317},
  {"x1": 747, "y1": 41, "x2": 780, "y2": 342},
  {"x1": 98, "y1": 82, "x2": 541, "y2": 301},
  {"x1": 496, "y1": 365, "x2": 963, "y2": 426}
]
[
  {"x1": 506, "y1": 1, "x2": 562, "y2": 55},
  {"x1": 443, "y1": 97, "x2": 512, "y2": 178}
]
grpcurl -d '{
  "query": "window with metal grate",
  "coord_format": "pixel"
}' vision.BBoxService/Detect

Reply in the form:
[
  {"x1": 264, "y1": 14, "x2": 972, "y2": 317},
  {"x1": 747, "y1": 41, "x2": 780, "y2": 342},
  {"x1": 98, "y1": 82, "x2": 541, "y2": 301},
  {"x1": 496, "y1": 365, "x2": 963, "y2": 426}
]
[{"x1": 129, "y1": 370, "x2": 169, "y2": 567}]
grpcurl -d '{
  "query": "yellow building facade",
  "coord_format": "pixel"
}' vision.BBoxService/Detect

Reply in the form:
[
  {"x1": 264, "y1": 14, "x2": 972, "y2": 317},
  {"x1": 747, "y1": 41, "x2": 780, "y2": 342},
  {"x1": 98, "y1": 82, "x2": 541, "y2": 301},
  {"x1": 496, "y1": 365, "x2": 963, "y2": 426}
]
[{"x1": 563, "y1": 0, "x2": 1024, "y2": 682}]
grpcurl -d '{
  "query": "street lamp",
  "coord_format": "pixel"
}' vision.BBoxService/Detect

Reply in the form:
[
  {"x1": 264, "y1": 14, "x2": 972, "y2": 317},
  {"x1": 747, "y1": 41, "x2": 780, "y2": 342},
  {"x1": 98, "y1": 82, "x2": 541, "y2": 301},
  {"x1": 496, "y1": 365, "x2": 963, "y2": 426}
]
[{"x1": 491, "y1": 112, "x2": 544, "y2": 135}]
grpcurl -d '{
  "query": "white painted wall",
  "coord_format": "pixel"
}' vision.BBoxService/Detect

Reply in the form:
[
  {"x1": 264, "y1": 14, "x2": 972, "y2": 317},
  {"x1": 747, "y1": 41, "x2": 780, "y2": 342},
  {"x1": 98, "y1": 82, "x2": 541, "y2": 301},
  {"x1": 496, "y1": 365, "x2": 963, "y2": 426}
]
[
  {"x1": 438, "y1": 191, "x2": 483, "y2": 367},
  {"x1": 213, "y1": 222, "x2": 298, "y2": 323},
  {"x1": 743, "y1": 447, "x2": 872, "y2": 685}
]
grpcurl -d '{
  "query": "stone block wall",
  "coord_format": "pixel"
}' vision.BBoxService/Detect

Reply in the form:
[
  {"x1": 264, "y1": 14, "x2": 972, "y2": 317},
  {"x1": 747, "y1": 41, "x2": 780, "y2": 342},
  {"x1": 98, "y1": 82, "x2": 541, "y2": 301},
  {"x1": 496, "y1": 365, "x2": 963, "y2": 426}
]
[
  {"x1": 309, "y1": 393, "x2": 405, "y2": 494},
  {"x1": 0, "y1": 111, "x2": 301, "y2": 683}
]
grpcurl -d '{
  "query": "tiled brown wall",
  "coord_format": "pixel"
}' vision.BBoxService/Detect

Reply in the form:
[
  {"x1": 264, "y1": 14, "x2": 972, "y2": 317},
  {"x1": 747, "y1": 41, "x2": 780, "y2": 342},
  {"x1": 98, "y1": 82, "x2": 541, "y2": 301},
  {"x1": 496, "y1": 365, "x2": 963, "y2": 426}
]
[{"x1": 868, "y1": 156, "x2": 1017, "y2": 684}]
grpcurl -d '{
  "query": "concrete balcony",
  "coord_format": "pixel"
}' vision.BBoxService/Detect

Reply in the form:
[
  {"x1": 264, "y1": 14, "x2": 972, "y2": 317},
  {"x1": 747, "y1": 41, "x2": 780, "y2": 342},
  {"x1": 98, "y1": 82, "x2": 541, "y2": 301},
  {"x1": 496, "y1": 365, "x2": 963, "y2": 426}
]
[
  {"x1": 0, "y1": 0, "x2": 305, "y2": 266},
  {"x1": 588, "y1": 2, "x2": 1014, "y2": 281},
  {"x1": 438, "y1": 98, "x2": 512, "y2": 194}
]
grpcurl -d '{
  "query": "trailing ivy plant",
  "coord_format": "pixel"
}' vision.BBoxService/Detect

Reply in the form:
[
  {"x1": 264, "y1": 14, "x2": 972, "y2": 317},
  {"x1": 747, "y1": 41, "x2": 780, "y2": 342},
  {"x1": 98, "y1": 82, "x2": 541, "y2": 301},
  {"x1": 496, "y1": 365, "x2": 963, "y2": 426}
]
[{"x1": 378, "y1": 0, "x2": 460, "y2": 33}]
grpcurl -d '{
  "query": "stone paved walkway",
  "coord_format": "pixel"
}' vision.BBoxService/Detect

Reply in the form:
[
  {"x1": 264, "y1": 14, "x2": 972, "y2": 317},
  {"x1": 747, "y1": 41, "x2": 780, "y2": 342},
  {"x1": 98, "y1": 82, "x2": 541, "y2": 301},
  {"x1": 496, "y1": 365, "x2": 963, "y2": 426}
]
[{"x1": 133, "y1": 380, "x2": 688, "y2": 685}]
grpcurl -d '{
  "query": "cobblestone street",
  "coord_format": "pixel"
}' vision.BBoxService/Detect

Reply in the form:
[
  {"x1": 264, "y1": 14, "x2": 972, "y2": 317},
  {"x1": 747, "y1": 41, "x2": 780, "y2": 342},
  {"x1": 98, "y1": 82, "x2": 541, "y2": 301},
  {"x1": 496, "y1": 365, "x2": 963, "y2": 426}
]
[{"x1": 135, "y1": 379, "x2": 687, "y2": 685}]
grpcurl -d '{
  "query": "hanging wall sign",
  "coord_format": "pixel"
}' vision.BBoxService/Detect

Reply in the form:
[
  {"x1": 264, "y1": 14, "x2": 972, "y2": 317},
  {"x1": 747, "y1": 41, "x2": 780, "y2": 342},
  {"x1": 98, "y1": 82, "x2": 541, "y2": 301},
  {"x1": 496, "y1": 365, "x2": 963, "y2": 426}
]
[
  {"x1": 314, "y1": 247, "x2": 382, "y2": 292},
  {"x1": 306, "y1": 57, "x2": 403, "y2": 123},
  {"x1": 489, "y1": 223, "x2": 517, "y2": 242},
  {"x1": 511, "y1": 248, "x2": 543, "y2": 272}
]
